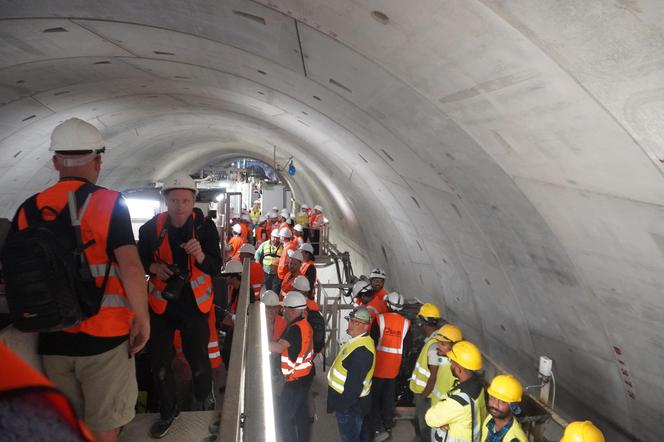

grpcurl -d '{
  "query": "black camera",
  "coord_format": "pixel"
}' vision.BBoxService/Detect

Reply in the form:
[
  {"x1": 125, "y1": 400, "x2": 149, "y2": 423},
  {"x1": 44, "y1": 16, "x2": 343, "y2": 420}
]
[{"x1": 162, "y1": 265, "x2": 186, "y2": 301}]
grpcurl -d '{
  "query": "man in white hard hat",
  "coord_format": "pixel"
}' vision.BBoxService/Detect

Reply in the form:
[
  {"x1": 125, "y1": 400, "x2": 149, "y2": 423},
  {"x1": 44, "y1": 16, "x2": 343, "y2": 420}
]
[
  {"x1": 299, "y1": 243, "x2": 317, "y2": 299},
  {"x1": 138, "y1": 172, "x2": 221, "y2": 438},
  {"x1": 352, "y1": 280, "x2": 387, "y2": 323},
  {"x1": 7, "y1": 118, "x2": 150, "y2": 442},
  {"x1": 276, "y1": 227, "x2": 298, "y2": 294},
  {"x1": 227, "y1": 223, "x2": 245, "y2": 260},
  {"x1": 270, "y1": 291, "x2": 315, "y2": 442},
  {"x1": 255, "y1": 228, "x2": 284, "y2": 292},
  {"x1": 369, "y1": 268, "x2": 388, "y2": 299},
  {"x1": 369, "y1": 292, "x2": 412, "y2": 441},
  {"x1": 237, "y1": 243, "x2": 264, "y2": 300},
  {"x1": 293, "y1": 224, "x2": 304, "y2": 247},
  {"x1": 261, "y1": 290, "x2": 285, "y2": 341},
  {"x1": 254, "y1": 215, "x2": 268, "y2": 245},
  {"x1": 309, "y1": 205, "x2": 325, "y2": 228},
  {"x1": 218, "y1": 260, "x2": 243, "y2": 369},
  {"x1": 280, "y1": 249, "x2": 305, "y2": 299}
]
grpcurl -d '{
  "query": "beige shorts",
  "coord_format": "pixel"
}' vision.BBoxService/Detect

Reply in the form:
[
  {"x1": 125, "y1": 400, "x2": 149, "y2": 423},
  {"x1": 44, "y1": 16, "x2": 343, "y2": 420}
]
[{"x1": 42, "y1": 341, "x2": 137, "y2": 432}]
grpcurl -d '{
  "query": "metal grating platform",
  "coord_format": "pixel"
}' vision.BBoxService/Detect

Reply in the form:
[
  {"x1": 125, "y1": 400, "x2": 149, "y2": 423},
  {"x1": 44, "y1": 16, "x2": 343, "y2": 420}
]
[{"x1": 119, "y1": 411, "x2": 221, "y2": 442}]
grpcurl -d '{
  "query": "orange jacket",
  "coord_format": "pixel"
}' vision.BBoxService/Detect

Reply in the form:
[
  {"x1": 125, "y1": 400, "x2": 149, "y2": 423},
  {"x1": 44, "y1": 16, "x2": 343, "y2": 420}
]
[
  {"x1": 374, "y1": 312, "x2": 411, "y2": 379},
  {"x1": 279, "y1": 271, "x2": 298, "y2": 300},
  {"x1": 147, "y1": 212, "x2": 213, "y2": 315},
  {"x1": 0, "y1": 342, "x2": 95, "y2": 441},
  {"x1": 239, "y1": 223, "x2": 250, "y2": 242},
  {"x1": 374, "y1": 288, "x2": 388, "y2": 301},
  {"x1": 306, "y1": 298, "x2": 320, "y2": 312},
  {"x1": 277, "y1": 240, "x2": 298, "y2": 280},
  {"x1": 16, "y1": 179, "x2": 133, "y2": 337},
  {"x1": 355, "y1": 294, "x2": 388, "y2": 323},
  {"x1": 254, "y1": 225, "x2": 267, "y2": 245},
  {"x1": 228, "y1": 235, "x2": 245, "y2": 260},
  {"x1": 280, "y1": 318, "x2": 314, "y2": 382}
]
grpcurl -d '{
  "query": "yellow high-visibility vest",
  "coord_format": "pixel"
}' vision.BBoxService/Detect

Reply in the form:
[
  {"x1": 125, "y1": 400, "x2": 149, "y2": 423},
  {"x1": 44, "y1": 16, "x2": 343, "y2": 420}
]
[
  {"x1": 409, "y1": 337, "x2": 437, "y2": 395},
  {"x1": 327, "y1": 335, "x2": 375, "y2": 397}
]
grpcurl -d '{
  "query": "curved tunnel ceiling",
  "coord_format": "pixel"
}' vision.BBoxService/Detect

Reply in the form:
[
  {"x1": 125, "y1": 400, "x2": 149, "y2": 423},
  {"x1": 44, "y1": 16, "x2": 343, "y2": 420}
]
[{"x1": 1, "y1": 1, "x2": 663, "y2": 439}]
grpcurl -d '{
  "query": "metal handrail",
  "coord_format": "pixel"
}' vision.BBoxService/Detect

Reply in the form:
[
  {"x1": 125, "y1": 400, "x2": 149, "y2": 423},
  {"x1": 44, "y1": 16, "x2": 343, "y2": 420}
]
[{"x1": 219, "y1": 259, "x2": 277, "y2": 441}]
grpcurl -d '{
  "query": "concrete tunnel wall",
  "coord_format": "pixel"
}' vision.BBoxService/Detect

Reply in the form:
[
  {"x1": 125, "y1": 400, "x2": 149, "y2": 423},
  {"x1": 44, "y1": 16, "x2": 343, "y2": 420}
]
[{"x1": 1, "y1": 1, "x2": 663, "y2": 440}]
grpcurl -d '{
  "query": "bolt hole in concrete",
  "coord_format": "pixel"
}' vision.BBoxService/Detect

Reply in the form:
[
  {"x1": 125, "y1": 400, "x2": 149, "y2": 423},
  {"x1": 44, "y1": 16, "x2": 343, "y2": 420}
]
[{"x1": 371, "y1": 10, "x2": 389, "y2": 24}]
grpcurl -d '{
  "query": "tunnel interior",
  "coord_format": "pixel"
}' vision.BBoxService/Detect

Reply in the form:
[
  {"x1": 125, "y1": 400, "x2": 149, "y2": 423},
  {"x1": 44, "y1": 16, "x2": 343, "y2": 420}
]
[{"x1": 1, "y1": 1, "x2": 663, "y2": 440}]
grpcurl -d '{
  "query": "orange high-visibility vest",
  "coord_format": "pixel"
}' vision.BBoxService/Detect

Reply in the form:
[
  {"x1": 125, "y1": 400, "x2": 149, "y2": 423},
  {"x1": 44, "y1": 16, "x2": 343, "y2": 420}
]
[
  {"x1": 374, "y1": 288, "x2": 388, "y2": 301},
  {"x1": 273, "y1": 314, "x2": 288, "y2": 340},
  {"x1": 147, "y1": 212, "x2": 213, "y2": 315},
  {"x1": 306, "y1": 298, "x2": 320, "y2": 312},
  {"x1": 309, "y1": 213, "x2": 324, "y2": 228},
  {"x1": 174, "y1": 306, "x2": 220, "y2": 369},
  {"x1": 355, "y1": 295, "x2": 388, "y2": 322},
  {"x1": 239, "y1": 223, "x2": 250, "y2": 241},
  {"x1": 374, "y1": 312, "x2": 410, "y2": 379},
  {"x1": 277, "y1": 240, "x2": 298, "y2": 280},
  {"x1": 255, "y1": 225, "x2": 267, "y2": 244},
  {"x1": 17, "y1": 179, "x2": 133, "y2": 337},
  {"x1": 279, "y1": 271, "x2": 298, "y2": 300},
  {"x1": 280, "y1": 318, "x2": 314, "y2": 382},
  {"x1": 0, "y1": 342, "x2": 95, "y2": 441}
]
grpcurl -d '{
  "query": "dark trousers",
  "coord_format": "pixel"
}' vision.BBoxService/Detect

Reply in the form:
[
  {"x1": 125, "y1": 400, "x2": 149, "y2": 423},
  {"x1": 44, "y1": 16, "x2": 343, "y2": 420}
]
[
  {"x1": 279, "y1": 376, "x2": 313, "y2": 442},
  {"x1": 265, "y1": 272, "x2": 280, "y2": 292},
  {"x1": 336, "y1": 410, "x2": 370, "y2": 442},
  {"x1": 149, "y1": 303, "x2": 211, "y2": 419},
  {"x1": 369, "y1": 377, "x2": 396, "y2": 433}
]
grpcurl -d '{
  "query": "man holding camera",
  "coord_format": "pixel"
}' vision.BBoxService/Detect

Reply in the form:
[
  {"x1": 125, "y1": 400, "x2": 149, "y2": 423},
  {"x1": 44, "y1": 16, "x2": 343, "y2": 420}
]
[{"x1": 138, "y1": 172, "x2": 221, "y2": 439}]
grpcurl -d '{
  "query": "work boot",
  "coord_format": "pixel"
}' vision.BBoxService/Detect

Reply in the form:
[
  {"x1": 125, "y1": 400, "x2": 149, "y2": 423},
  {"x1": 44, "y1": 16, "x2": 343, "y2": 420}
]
[
  {"x1": 374, "y1": 428, "x2": 392, "y2": 442},
  {"x1": 192, "y1": 391, "x2": 216, "y2": 411},
  {"x1": 149, "y1": 411, "x2": 179, "y2": 439}
]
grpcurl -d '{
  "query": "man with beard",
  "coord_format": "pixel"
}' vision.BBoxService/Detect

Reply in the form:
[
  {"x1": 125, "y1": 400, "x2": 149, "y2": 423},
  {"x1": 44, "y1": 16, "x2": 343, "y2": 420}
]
[
  {"x1": 368, "y1": 268, "x2": 388, "y2": 301},
  {"x1": 481, "y1": 375, "x2": 527, "y2": 442},
  {"x1": 352, "y1": 280, "x2": 387, "y2": 323},
  {"x1": 425, "y1": 341, "x2": 487, "y2": 442}
]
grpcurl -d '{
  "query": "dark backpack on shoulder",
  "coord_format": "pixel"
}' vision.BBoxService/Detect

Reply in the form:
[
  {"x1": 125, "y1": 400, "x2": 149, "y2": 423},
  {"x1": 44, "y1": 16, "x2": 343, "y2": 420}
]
[
  {"x1": 307, "y1": 308, "x2": 325, "y2": 353},
  {"x1": 1, "y1": 183, "x2": 109, "y2": 332}
]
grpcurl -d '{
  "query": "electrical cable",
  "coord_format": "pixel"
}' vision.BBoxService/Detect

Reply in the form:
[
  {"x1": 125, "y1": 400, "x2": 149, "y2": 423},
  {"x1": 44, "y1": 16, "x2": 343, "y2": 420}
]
[{"x1": 550, "y1": 369, "x2": 556, "y2": 409}]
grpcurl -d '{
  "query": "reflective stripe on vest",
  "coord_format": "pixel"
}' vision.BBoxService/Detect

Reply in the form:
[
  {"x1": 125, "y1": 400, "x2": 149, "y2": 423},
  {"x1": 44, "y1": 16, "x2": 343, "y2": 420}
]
[
  {"x1": 277, "y1": 241, "x2": 298, "y2": 280},
  {"x1": 148, "y1": 212, "x2": 213, "y2": 315},
  {"x1": 409, "y1": 337, "x2": 437, "y2": 394},
  {"x1": 326, "y1": 335, "x2": 376, "y2": 397},
  {"x1": 17, "y1": 180, "x2": 133, "y2": 337},
  {"x1": 260, "y1": 242, "x2": 283, "y2": 270},
  {"x1": 435, "y1": 390, "x2": 484, "y2": 442},
  {"x1": 374, "y1": 313, "x2": 410, "y2": 379},
  {"x1": 280, "y1": 318, "x2": 314, "y2": 381},
  {"x1": 431, "y1": 359, "x2": 455, "y2": 405}
]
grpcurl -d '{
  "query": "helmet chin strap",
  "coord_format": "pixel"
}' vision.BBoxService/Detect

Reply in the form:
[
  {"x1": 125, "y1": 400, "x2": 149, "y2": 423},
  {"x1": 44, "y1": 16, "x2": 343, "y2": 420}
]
[{"x1": 56, "y1": 153, "x2": 97, "y2": 167}]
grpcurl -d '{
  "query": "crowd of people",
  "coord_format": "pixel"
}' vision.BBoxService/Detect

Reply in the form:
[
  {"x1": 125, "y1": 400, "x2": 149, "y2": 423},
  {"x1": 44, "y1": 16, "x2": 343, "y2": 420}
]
[{"x1": 0, "y1": 118, "x2": 605, "y2": 442}]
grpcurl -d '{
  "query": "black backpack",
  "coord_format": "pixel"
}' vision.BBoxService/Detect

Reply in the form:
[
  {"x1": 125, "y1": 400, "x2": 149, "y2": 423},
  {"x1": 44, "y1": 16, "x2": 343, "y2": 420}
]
[
  {"x1": 1, "y1": 183, "x2": 109, "y2": 332},
  {"x1": 307, "y1": 308, "x2": 325, "y2": 353}
]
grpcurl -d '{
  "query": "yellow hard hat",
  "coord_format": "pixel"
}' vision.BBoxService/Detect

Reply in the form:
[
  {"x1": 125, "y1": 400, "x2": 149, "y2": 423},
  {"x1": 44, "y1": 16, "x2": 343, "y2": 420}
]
[
  {"x1": 431, "y1": 324, "x2": 463, "y2": 343},
  {"x1": 487, "y1": 374, "x2": 523, "y2": 403},
  {"x1": 560, "y1": 421, "x2": 605, "y2": 442},
  {"x1": 447, "y1": 341, "x2": 482, "y2": 371},
  {"x1": 417, "y1": 303, "x2": 441, "y2": 319}
]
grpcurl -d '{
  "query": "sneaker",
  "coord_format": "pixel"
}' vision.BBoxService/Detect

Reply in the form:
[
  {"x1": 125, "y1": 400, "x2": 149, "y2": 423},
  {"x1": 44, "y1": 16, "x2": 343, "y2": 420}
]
[
  {"x1": 374, "y1": 429, "x2": 392, "y2": 442},
  {"x1": 149, "y1": 412, "x2": 179, "y2": 439}
]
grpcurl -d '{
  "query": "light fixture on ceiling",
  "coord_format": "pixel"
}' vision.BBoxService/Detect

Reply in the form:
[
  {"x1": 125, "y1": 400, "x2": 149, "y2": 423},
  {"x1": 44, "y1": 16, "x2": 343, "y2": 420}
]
[{"x1": 371, "y1": 10, "x2": 389, "y2": 24}]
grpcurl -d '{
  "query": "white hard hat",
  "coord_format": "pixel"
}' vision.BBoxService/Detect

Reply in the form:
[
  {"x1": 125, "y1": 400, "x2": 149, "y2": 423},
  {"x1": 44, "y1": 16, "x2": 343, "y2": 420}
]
[
  {"x1": 261, "y1": 290, "x2": 280, "y2": 307},
  {"x1": 352, "y1": 280, "x2": 372, "y2": 298},
  {"x1": 369, "y1": 268, "x2": 386, "y2": 280},
  {"x1": 232, "y1": 224, "x2": 242, "y2": 234},
  {"x1": 279, "y1": 227, "x2": 292, "y2": 238},
  {"x1": 258, "y1": 215, "x2": 266, "y2": 223},
  {"x1": 239, "y1": 244, "x2": 255, "y2": 255},
  {"x1": 280, "y1": 209, "x2": 290, "y2": 218},
  {"x1": 386, "y1": 291, "x2": 404, "y2": 311},
  {"x1": 292, "y1": 275, "x2": 310, "y2": 292},
  {"x1": 284, "y1": 291, "x2": 307, "y2": 309},
  {"x1": 290, "y1": 250, "x2": 304, "y2": 262},
  {"x1": 50, "y1": 118, "x2": 105, "y2": 152},
  {"x1": 162, "y1": 172, "x2": 198, "y2": 195},
  {"x1": 270, "y1": 228, "x2": 280, "y2": 238},
  {"x1": 301, "y1": 204, "x2": 309, "y2": 209},
  {"x1": 241, "y1": 214, "x2": 251, "y2": 222},
  {"x1": 300, "y1": 243, "x2": 314, "y2": 255},
  {"x1": 222, "y1": 260, "x2": 243, "y2": 274},
  {"x1": 313, "y1": 205, "x2": 323, "y2": 212},
  {"x1": 294, "y1": 224, "x2": 303, "y2": 233},
  {"x1": 272, "y1": 206, "x2": 279, "y2": 212},
  {"x1": 253, "y1": 199, "x2": 261, "y2": 205},
  {"x1": 268, "y1": 211, "x2": 278, "y2": 219}
]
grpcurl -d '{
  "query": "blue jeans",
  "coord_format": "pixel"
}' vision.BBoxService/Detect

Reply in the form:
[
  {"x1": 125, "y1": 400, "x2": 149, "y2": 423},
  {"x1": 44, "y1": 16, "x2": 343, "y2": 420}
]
[{"x1": 336, "y1": 410, "x2": 369, "y2": 442}]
